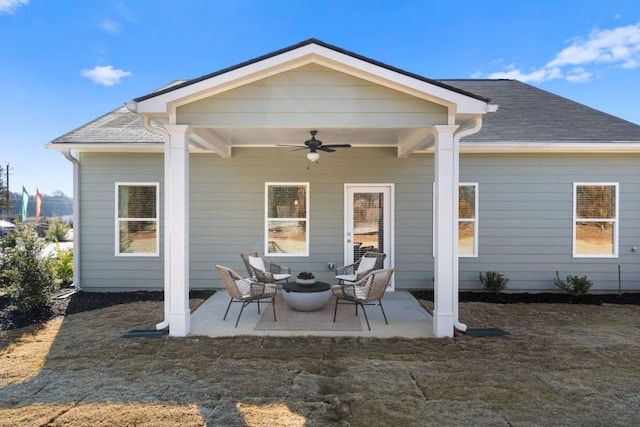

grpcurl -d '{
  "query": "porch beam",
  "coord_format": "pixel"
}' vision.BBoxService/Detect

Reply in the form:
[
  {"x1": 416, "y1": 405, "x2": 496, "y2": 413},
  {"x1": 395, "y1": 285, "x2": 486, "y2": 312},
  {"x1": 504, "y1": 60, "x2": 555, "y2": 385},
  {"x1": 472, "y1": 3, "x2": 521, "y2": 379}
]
[
  {"x1": 432, "y1": 124, "x2": 459, "y2": 338},
  {"x1": 397, "y1": 128, "x2": 434, "y2": 158},
  {"x1": 165, "y1": 124, "x2": 191, "y2": 337},
  {"x1": 189, "y1": 128, "x2": 232, "y2": 158}
]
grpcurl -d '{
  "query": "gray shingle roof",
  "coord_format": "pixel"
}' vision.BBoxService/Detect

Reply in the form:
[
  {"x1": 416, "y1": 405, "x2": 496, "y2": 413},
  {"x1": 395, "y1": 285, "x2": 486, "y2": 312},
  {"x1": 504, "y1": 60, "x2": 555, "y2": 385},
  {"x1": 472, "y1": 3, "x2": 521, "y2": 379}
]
[
  {"x1": 50, "y1": 105, "x2": 163, "y2": 145},
  {"x1": 441, "y1": 79, "x2": 640, "y2": 142}
]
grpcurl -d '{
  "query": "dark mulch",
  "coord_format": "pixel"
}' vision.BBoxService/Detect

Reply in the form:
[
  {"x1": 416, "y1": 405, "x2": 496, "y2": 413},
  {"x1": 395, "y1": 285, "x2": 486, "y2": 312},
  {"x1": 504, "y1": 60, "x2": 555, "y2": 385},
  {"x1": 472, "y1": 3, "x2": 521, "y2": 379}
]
[
  {"x1": 410, "y1": 290, "x2": 640, "y2": 305},
  {"x1": 0, "y1": 289, "x2": 215, "y2": 331}
]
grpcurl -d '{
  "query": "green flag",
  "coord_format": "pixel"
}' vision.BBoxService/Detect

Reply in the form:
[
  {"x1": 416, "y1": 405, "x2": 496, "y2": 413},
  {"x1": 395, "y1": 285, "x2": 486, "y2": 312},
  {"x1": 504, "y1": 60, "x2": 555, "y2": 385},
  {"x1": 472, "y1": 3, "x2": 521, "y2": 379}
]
[{"x1": 22, "y1": 186, "x2": 28, "y2": 220}]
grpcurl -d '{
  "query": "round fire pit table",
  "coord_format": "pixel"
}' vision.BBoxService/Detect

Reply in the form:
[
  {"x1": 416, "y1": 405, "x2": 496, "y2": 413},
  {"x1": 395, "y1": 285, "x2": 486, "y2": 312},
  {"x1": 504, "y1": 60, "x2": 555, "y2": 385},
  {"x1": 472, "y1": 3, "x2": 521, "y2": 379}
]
[{"x1": 282, "y1": 281, "x2": 331, "y2": 312}]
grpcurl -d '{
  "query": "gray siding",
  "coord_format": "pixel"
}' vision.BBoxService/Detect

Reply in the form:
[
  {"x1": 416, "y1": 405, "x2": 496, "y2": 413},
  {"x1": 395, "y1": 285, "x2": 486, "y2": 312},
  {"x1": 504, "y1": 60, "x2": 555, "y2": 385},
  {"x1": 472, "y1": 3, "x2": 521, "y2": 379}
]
[
  {"x1": 78, "y1": 150, "x2": 640, "y2": 292},
  {"x1": 177, "y1": 64, "x2": 447, "y2": 128},
  {"x1": 460, "y1": 153, "x2": 640, "y2": 292},
  {"x1": 78, "y1": 152, "x2": 164, "y2": 291}
]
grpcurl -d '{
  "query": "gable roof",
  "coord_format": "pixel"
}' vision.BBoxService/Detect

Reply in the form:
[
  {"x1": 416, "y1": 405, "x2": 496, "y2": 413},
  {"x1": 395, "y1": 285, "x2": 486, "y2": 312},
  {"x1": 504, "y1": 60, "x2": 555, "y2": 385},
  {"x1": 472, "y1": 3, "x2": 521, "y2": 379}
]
[
  {"x1": 133, "y1": 38, "x2": 490, "y2": 105},
  {"x1": 442, "y1": 79, "x2": 640, "y2": 143}
]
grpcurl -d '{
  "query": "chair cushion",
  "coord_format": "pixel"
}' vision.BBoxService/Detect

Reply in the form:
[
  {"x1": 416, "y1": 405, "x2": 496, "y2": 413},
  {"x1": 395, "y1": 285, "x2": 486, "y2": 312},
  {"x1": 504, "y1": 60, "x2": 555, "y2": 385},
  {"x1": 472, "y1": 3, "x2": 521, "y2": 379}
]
[
  {"x1": 248, "y1": 256, "x2": 266, "y2": 272},
  {"x1": 355, "y1": 256, "x2": 377, "y2": 275},
  {"x1": 273, "y1": 273, "x2": 291, "y2": 281},
  {"x1": 336, "y1": 274, "x2": 357, "y2": 283}
]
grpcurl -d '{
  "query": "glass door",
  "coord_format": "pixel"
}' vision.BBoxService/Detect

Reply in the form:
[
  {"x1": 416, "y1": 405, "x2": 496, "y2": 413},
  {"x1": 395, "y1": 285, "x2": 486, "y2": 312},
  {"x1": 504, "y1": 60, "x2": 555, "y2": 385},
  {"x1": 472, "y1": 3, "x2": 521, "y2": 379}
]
[{"x1": 344, "y1": 184, "x2": 393, "y2": 289}]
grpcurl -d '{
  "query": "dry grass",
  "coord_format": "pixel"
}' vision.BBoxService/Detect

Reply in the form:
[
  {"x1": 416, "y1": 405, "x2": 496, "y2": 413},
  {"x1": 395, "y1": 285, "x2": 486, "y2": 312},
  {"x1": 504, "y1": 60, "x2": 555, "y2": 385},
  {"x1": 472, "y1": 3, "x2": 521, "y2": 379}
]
[{"x1": 1, "y1": 297, "x2": 639, "y2": 426}]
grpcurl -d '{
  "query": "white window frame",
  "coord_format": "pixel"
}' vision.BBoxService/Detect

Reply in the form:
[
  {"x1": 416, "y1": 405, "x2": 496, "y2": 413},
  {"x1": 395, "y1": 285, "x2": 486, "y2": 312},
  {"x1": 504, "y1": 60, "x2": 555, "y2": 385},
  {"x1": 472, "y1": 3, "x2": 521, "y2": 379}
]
[
  {"x1": 459, "y1": 183, "x2": 479, "y2": 258},
  {"x1": 573, "y1": 182, "x2": 619, "y2": 258},
  {"x1": 265, "y1": 182, "x2": 310, "y2": 257},
  {"x1": 432, "y1": 182, "x2": 479, "y2": 257},
  {"x1": 115, "y1": 182, "x2": 160, "y2": 257}
]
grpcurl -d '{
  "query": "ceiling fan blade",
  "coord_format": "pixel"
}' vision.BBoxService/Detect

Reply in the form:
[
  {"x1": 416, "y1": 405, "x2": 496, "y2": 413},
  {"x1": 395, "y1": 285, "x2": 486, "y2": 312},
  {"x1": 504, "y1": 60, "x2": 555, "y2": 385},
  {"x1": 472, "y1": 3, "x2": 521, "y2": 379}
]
[
  {"x1": 323, "y1": 144, "x2": 351, "y2": 148},
  {"x1": 318, "y1": 146, "x2": 336, "y2": 153}
]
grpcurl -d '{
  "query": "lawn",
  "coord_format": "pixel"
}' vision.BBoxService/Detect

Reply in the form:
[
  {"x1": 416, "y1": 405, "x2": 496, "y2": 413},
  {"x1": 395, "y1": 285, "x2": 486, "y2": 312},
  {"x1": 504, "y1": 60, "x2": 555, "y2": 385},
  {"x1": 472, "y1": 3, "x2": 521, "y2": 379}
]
[{"x1": 0, "y1": 295, "x2": 639, "y2": 426}]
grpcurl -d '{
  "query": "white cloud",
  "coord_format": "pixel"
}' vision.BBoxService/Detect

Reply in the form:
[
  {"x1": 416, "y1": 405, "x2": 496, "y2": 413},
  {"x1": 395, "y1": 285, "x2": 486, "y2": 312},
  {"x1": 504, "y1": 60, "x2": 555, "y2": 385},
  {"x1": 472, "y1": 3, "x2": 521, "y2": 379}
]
[
  {"x1": 99, "y1": 18, "x2": 121, "y2": 34},
  {"x1": 0, "y1": 0, "x2": 28, "y2": 15},
  {"x1": 81, "y1": 65, "x2": 132, "y2": 86},
  {"x1": 485, "y1": 22, "x2": 640, "y2": 83}
]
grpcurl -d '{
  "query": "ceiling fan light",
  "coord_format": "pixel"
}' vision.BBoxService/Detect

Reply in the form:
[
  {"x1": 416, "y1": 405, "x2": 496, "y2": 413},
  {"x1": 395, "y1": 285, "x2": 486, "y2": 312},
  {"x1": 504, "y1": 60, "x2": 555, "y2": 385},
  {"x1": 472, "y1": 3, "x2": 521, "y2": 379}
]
[{"x1": 307, "y1": 151, "x2": 320, "y2": 162}]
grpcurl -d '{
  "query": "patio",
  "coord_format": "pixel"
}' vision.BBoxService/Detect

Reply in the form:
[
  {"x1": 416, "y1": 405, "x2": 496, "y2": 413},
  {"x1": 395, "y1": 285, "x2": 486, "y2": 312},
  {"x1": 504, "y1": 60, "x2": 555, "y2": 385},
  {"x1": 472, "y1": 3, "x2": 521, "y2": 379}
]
[{"x1": 189, "y1": 290, "x2": 434, "y2": 338}]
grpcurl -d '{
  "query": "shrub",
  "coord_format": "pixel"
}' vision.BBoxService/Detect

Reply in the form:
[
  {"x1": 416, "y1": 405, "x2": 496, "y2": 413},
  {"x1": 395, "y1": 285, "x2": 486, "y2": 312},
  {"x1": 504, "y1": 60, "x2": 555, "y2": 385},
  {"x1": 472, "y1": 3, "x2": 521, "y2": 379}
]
[
  {"x1": 45, "y1": 218, "x2": 70, "y2": 243},
  {"x1": 554, "y1": 271, "x2": 593, "y2": 297},
  {"x1": 1, "y1": 225, "x2": 56, "y2": 314},
  {"x1": 479, "y1": 270, "x2": 509, "y2": 294},
  {"x1": 53, "y1": 245, "x2": 74, "y2": 286}
]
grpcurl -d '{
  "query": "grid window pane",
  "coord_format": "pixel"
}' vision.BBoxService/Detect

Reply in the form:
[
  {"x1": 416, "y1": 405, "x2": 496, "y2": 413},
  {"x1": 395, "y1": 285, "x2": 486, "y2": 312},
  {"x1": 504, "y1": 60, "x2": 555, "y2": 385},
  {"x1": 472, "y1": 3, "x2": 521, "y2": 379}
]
[
  {"x1": 458, "y1": 221, "x2": 475, "y2": 256},
  {"x1": 119, "y1": 221, "x2": 157, "y2": 254},
  {"x1": 118, "y1": 186, "x2": 156, "y2": 218},
  {"x1": 574, "y1": 184, "x2": 617, "y2": 257},
  {"x1": 268, "y1": 220, "x2": 307, "y2": 254},
  {"x1": 459, "y1": 186, "x2": 476, "y2": 219},
  {"x1": 117, "y1": 184, "x2": 158, "y2": 255},
  {"x1": 458, "y1": 184, "x2": 477, "y2": 257},
  {"x1": 268, "y1": 186, "x2": 306, "y2": 218},
  {"x1": 266, "y1": 183, "x2": 308, "y2": 256},
  {"x1": 575, "y1": 221, "x2": 615, "y2": 256},
  {"x1": 576, "y1": 186, "x2": 615, "y2": 219}
]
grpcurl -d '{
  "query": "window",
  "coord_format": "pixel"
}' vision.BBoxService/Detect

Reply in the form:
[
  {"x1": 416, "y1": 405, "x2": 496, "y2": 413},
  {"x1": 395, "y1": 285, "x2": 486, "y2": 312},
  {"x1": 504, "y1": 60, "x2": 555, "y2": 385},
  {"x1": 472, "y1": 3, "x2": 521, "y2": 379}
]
[
  {"x1": 432, "y1": 183, "x2": 479, "y2": 257},
  {"x1": 459, "y1": 183, "x2": 478, "y2": 257},
  {"x1": 265, "y1": 183, "x2": 309, "y2": 256},
  {"x1": 116, "y1": 183, "x2": 159, "y2": 256},
  {"x1": 573, "y1": 183, "x2": 618, "y2": 257}
]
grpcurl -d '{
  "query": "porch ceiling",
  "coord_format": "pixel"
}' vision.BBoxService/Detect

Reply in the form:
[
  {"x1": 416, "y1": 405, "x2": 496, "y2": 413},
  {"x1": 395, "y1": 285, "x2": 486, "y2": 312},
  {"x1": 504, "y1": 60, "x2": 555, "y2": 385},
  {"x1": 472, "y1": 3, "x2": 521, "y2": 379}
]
[
  {"x1": 206, "y1": 127, "x2": 426, "y2": 148},
  {"x1": 186, "y1": 126, "x2": 435, "y2": 158}
]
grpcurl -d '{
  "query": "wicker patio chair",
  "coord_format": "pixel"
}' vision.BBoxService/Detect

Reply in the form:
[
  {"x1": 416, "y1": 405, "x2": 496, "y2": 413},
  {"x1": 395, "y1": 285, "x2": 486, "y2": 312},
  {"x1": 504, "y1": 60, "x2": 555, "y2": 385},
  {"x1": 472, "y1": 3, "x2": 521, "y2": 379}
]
[
  {"x1": 335, "y1": 251, "x2": 387, "y2": 284},
  {"x1": 241, "y1": 251, "x2": 292, "y2": 284},
  {"x1": 332, "y1": 268, "x2": 394, "y2": 330},
  {"x1": 216, "y1": 265, "x2": 277, "y2": 327}
]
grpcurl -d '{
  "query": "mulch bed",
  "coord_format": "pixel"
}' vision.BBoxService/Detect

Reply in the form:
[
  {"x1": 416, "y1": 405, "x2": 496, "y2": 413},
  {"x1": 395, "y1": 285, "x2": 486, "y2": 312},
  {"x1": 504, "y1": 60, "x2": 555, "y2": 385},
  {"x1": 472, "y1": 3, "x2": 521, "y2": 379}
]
[
  {"x1": 1, "y1": 288, "x2": 639, "y2": 332},
  {"x1": 410, "y1": 290, "x2": 640, "y2": 305},
  {"x1": 0, "y1": 289, "x2": 214, "y2": 331}
]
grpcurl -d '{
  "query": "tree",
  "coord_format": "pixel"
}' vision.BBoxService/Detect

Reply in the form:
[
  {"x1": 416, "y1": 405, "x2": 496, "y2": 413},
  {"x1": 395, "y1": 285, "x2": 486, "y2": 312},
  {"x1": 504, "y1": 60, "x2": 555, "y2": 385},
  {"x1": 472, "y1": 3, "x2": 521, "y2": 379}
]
[{"x1": 1, "y1": 225, "x2": 56, "y2": 313}]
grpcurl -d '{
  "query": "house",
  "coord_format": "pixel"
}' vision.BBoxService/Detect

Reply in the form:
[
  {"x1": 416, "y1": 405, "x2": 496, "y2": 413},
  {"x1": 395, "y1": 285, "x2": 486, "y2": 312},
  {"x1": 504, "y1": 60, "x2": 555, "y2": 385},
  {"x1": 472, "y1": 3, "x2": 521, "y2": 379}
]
[{"x1": 48, "y1": 39, "x2": 640, "y2": 338}]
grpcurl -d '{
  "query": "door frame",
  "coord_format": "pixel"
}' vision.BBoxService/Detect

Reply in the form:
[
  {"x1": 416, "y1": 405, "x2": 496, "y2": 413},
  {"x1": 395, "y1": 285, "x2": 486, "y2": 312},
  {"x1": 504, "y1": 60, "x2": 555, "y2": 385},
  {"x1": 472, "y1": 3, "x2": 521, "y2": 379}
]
[{"x1": 344, "y1": 183, "x2": 395, "y2": 290}]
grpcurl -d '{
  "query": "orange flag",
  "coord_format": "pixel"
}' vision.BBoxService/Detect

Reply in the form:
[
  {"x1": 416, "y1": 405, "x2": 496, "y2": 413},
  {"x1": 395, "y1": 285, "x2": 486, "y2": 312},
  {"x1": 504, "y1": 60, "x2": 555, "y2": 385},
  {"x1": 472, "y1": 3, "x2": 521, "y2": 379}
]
[{"x1": 35, "y1": 188, "x2": 42, "y2": 222}]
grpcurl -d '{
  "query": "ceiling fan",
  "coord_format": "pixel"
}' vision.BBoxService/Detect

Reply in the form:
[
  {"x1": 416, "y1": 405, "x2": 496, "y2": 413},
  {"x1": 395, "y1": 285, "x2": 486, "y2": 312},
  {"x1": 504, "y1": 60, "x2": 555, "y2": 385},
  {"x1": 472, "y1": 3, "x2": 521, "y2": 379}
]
[{"x1": 285, "y1": 130, "x2": 351, "y2": 162}]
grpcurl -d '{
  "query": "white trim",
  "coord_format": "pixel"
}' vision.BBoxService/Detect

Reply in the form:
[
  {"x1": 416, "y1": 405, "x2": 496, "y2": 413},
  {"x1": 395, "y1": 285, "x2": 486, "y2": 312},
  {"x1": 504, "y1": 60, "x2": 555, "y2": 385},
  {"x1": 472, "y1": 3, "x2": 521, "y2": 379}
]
[
  {"x1": 135, "y1": 43, "x2": 490, "y2": 116},
  {"x1": 344, "y1": 183, "x2": 395, "y2": 290},
  {"x1": 572, "y1": 182, "x2": 619, "y2": 258},
  {"x1": 265, "y1": 182, "x2": 310, "y2": 257},
  {"x1": 47, "y1": 141, "x2": 640, "y2": 156},
  {"x1": 115, "y1": 182, "x2": 160, "y2": 257}
]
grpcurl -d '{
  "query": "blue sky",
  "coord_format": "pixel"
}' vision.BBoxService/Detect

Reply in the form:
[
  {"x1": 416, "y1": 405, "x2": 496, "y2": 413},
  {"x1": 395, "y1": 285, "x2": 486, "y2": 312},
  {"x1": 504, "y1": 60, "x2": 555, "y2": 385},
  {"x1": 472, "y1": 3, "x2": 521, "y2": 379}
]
[{"x1": 1, "y1": 0, "x2": 639, "y2": 196}]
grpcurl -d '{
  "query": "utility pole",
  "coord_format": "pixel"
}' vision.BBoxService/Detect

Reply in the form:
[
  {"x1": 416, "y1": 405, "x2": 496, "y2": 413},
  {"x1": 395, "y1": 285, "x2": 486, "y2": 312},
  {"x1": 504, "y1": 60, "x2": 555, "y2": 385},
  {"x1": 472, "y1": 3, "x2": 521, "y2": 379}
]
[{"x1": 4, "y1": 163, "x2": 11, "y2": 220}]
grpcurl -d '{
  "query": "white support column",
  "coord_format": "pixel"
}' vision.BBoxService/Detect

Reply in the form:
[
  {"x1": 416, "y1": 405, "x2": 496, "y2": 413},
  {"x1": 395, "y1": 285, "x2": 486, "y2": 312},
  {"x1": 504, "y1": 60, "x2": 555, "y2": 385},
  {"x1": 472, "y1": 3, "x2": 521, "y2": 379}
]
[
  {"x1": 164, "y1": 125, "x2": 191, "y2": 337},
  {"x1": 432, "y1": 125, "x2": 459, "y2": 338}
]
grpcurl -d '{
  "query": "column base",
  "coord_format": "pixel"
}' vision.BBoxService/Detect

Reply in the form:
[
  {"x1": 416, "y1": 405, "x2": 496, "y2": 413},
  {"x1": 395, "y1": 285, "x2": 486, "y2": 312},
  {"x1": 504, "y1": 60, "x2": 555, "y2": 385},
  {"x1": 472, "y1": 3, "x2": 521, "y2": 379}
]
[
  {"x1": 168, "y1": 311, "x2": 191, "y2": 337},
  {"x1": 433, "y1": 311, "x2": 454, "y2": 338}
]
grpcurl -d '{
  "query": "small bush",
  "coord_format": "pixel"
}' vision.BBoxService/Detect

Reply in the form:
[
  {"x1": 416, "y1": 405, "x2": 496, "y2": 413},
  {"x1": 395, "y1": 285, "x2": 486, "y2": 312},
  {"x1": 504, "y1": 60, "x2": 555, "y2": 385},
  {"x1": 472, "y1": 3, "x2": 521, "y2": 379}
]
[
  {"x1": 479, "y1": 271, "x2": 509, "y2": 294},
  {"x1": 554, "y1": 271, "x2": 593, "y2": 297},
  {"x1": 45, "y1": 218, "x2": 70, "y2": 243},
  {"x1": 1, "y1": 225, "x2": 56, "y2": 314},
  {"x1": 53, "y1": 245, "x2": 74, "y2": 286}
]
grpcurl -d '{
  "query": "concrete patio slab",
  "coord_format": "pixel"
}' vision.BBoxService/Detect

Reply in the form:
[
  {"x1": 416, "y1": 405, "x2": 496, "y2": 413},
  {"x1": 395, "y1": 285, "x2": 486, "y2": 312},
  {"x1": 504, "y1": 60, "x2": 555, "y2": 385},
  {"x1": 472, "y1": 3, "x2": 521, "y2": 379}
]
[{"x1": 189, "y1": 290, "x2": 434, "y2": 338}]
